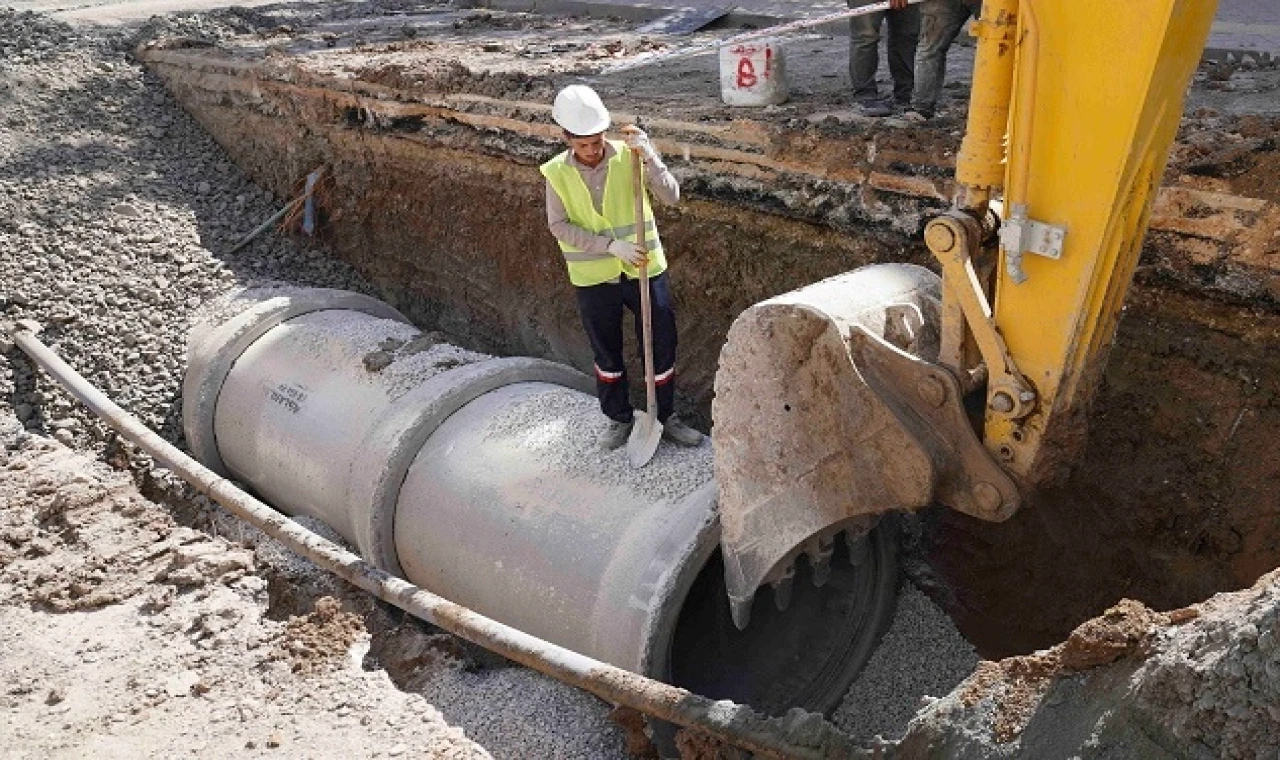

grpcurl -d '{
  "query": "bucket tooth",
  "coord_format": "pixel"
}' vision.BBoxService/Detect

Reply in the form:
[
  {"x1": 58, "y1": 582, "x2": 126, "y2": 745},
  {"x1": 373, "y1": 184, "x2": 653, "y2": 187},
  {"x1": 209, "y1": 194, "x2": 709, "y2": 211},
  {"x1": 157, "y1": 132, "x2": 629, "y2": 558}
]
[
  {"x1": 772, "y1": 574, "x2": 794, "y2": 612},
  {"x1": 845, "y1": 532, "x2": 869, "y2": 566},
  {"x1": 811, "y1": 556, "x2": 832, "y2": 588},
  {"x1": 809, "y1": 537, "x2": 835, "y2": 587},
  {"x1": 730, "y1": 595, "x2": 754, "y2": 631}
]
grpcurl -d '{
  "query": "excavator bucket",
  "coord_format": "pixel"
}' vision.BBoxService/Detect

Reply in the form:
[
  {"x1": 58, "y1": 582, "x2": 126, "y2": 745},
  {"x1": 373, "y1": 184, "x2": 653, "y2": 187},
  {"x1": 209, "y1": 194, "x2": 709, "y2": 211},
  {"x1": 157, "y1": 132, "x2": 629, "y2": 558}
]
[{"x1": 712, "y1": 264, "x2": 1017, "y2": 629}]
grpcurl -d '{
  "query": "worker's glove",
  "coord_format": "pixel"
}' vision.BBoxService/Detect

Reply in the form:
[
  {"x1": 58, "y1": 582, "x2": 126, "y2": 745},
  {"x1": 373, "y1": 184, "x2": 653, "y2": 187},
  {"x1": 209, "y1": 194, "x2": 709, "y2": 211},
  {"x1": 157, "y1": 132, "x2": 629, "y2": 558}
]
[
  {"x1": 607, "y1": 239, "x2": 647, "y2": 267},
  {"x1": 623, "y1": 128, "x2": 657, "y2": 162}
]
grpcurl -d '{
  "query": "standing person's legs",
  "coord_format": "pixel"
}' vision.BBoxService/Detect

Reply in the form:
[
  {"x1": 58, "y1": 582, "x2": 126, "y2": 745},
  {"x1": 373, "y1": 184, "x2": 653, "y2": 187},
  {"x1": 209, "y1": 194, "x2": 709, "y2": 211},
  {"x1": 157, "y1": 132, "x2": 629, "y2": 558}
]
[
  {"x1": 886, "y1": 4, "x2": 922, "y2": 106},
  {"x1": 847, "y1": 0, "x2": 886, "y2": 104},
  {"x1": 575, "y1": 280, "x2": 633, "y2": 424},
  {"x1": 620, "y1": 273, "x2": 677, "y2": 422},
  {"x1": 911, "y1": 0, "x2": 973, "y2": 118}
]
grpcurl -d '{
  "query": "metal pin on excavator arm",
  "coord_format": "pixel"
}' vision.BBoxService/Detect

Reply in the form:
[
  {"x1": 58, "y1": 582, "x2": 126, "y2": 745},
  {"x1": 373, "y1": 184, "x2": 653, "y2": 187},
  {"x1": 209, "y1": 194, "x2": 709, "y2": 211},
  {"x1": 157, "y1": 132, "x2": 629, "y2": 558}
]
[{"x1": 713, "y1": 0, "x2": 1219, "y2": 628}]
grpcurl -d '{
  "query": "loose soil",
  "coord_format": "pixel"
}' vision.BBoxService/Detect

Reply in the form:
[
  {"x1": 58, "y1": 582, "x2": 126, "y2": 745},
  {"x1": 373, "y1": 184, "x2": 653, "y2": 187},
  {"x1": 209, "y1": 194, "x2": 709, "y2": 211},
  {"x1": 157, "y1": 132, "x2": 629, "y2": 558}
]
[
  {"x1": 0, "y1": 416, "x2": 489, "y2": 759},
  {"x1": 893, "y1": 578, "x2": 1280, "y2": 758}
]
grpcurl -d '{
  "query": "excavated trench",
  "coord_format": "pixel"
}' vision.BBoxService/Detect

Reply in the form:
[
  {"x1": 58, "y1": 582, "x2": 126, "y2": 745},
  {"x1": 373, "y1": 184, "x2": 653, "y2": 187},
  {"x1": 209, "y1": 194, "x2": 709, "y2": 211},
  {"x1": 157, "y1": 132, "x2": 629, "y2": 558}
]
[{"x1": 135, "y1": 7, "x2": 1280, "y2": 670}]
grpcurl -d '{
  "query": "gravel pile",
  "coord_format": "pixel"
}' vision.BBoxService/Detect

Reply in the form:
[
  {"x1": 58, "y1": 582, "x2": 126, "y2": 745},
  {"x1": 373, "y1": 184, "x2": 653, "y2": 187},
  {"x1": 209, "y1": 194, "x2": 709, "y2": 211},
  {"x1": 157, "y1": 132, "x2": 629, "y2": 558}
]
[
  {"x1": 0, "y1": 11, "x2": 378, "y2": 459},
  {"x1": 417, "y1": 666, "x2": 632, "y2": 759},
  {"x1": 833, "y1": 583, "x2": 979, "y2": 743},
  {"x1": 129, "y1": 7, "x2": 270, "y2": 46},
  {"x1": 483, "y1": 385, "x2": 713, "y2": 503},
  {"x1": 0, "y1": 7, "x2": 79, "y2": 66}
]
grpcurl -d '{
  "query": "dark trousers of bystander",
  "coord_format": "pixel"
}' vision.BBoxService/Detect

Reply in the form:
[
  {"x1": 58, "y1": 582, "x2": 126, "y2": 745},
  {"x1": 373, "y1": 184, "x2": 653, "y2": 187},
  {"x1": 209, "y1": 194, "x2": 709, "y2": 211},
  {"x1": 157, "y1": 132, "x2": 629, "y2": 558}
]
[
  {"x1": 574, "y1": 272, "x2": 677, "y2": 424},
  {"x1": 847, "y1": 0, "x2": 921, "y2": 105},
  {"x1": 911, "y1": 0, "x2": 982, "y2": 117}
]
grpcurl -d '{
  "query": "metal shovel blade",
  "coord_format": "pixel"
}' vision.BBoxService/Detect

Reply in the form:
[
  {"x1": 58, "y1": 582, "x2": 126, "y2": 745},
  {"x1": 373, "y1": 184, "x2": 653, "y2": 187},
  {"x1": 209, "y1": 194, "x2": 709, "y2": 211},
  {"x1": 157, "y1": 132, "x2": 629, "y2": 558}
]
[{"x1": 627, "y1": 411, "x2": 663, "y2": 468}]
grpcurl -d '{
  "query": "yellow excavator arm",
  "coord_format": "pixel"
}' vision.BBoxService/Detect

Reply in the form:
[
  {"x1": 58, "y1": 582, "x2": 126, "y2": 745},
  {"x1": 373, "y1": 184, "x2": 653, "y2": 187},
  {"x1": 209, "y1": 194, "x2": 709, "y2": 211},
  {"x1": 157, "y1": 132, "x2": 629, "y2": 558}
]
[
  {"x1": 935, "y1": 0, "x2": 1220, "y2": 485},
  {"x1": 712, "y1": 0, "x2": 1219, "y2": 627}
]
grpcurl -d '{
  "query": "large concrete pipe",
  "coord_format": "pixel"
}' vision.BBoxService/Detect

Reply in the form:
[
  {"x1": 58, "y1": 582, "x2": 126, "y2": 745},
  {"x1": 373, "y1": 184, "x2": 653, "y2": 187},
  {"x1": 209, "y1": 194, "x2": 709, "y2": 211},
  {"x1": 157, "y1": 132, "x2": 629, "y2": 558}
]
[{"x1": 183, "y1": 286, "x2": 897, "y2": 721}]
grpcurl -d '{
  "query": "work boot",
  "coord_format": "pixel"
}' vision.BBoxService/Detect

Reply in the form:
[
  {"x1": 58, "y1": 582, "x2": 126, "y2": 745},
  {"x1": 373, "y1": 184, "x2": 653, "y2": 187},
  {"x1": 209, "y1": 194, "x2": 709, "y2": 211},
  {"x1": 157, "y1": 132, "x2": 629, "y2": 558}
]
[
  {"x1": 662, "y1": 416, "x2": 704, "y2": 447},
  {"x1": 857, "y1": 99, "x2": 893, "y2": 118},
  {"x1": 599, "y1": 417, "x2": 633, "y2": 451}
]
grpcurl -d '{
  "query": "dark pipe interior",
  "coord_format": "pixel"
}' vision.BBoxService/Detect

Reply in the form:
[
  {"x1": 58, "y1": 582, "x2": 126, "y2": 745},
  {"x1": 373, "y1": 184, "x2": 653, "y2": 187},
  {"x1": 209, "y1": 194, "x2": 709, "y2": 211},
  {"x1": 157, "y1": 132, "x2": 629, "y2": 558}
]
[{"x1": 668, "y1": 526, "x2": 899, "y2": 716}]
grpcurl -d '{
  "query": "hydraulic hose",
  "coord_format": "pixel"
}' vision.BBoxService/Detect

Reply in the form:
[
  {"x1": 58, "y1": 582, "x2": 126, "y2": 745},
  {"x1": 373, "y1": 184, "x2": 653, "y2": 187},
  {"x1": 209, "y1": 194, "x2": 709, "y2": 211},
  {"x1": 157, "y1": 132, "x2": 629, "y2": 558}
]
[{"x1": 7, "y1": 321, "x2": 863, "y2": 760}]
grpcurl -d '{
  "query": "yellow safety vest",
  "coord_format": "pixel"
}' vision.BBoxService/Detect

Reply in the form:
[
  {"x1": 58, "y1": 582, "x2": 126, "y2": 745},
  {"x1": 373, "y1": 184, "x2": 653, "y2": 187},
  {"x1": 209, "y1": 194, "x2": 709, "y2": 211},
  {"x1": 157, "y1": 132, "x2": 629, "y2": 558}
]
[{"x1": 540, "y1": 141, "x2": 667, "y2": 287}]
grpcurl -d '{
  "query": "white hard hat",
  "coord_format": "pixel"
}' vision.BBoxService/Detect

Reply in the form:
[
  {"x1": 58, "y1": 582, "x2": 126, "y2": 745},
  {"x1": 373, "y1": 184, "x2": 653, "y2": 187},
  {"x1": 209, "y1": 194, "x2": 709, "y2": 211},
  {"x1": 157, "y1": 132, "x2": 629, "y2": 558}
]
[{"x1": 552, "y1": 85, "x2": 611, "y2": 136}]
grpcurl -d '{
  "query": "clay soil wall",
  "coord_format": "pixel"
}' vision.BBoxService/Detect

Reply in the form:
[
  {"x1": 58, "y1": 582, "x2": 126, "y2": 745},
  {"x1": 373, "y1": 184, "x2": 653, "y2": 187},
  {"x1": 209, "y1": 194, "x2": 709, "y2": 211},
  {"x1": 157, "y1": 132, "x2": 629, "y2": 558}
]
[{"x1": 144, "y1": 47, "x2": 1280, "y2": 656}]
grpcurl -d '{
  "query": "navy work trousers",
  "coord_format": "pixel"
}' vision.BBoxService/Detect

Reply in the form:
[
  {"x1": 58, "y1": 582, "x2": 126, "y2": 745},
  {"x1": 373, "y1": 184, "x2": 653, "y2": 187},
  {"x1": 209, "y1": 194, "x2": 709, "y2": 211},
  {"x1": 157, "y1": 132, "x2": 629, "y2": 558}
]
[{"x1": 574, "y1": 273, "x2": 677, "y2": 424}]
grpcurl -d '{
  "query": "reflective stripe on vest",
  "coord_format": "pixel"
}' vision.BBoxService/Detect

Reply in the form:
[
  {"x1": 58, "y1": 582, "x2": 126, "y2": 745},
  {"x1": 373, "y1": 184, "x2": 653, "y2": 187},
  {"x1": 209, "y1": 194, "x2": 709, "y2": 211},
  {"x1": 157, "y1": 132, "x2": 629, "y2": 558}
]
[{"x1": 540, "y1": 141, "x2": 668, "y2": 287}]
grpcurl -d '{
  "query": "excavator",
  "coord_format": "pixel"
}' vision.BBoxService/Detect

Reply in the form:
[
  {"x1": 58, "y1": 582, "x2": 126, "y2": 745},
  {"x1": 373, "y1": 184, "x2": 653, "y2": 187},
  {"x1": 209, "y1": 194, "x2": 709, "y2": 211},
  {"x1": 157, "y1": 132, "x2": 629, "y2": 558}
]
[{"x1": 713, "y1": 0, "x2": 1219, "y2": 639}]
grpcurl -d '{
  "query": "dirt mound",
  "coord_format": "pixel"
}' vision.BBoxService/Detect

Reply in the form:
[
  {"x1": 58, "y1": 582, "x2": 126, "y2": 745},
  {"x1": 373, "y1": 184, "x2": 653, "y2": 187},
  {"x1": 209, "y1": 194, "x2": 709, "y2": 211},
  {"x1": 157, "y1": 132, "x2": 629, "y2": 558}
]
[
  {"x1": 1058, "y1": 599, "x2": 1170, "y2": 670},
  {"x1": 944, "y1": 600, "x2": 1168, "y2": 745},
  {"x1": 1176, "y1": 115, "x2": 1280, "y2": 203},
  {"x1": 275, "y1": 596, "x2": 365, "y2": 674},
  {"x1": 354, "y1": 55, "x2": 553, "y2": 101},
  {"x1": 893, "y1": 577, "x2": 1280, "y2": 759}
]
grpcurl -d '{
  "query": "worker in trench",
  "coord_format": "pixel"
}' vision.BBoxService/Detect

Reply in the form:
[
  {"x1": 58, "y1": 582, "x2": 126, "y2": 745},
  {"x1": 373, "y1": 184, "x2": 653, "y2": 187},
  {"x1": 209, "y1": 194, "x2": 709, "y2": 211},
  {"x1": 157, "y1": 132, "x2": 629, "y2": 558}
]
[{"x1": 540, "y1": 84, "x2": 704, "y2": 451}]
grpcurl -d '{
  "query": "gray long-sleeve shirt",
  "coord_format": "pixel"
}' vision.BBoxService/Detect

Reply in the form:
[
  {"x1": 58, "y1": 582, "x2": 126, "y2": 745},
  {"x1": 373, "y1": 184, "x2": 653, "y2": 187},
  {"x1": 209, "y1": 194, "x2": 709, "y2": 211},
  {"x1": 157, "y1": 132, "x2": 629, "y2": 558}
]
[{"x1": 544, "y1": 141, "x2": 680, "y2": 256}]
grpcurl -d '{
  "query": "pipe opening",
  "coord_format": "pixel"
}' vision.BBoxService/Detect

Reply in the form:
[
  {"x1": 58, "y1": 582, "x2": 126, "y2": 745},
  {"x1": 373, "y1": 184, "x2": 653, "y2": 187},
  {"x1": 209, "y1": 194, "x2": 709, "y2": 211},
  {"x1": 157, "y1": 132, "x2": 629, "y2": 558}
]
[{"x1": 668, "y1": 525, "x2": 898, "y2": 716}]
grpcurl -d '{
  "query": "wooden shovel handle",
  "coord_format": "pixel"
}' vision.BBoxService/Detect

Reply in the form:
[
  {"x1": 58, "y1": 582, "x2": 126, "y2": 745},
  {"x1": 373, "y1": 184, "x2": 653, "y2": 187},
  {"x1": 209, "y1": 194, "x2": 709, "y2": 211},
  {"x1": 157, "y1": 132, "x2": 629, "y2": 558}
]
[{"x1": 631, "y1": 147, "x2": 658, "y2": 414}]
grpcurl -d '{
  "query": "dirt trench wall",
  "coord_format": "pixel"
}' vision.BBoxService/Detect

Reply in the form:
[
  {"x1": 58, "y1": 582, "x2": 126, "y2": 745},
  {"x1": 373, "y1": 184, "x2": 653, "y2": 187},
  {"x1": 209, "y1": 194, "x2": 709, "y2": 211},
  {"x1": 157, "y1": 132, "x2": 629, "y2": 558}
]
[
  {"x1": 923, "y1": 289, "x2": 1280, "y2": 655},
  {"x1": 143, "y1": 46, "x2": 1280, "y2": 657},
  {"x1": 330, "y1": 139, "x2": 918, "y2": 412}
]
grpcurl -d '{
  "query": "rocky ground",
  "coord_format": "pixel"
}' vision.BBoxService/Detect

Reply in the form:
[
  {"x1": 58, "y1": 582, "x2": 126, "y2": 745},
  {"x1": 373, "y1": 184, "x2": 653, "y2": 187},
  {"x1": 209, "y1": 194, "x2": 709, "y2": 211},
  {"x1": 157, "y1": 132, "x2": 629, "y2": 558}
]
[
  {"x1": 894, "y1": 578, "x2": 1280, "y2": 759},
  {"x1": 0, "y1": 5, "x2": 980, "y2": 757}
]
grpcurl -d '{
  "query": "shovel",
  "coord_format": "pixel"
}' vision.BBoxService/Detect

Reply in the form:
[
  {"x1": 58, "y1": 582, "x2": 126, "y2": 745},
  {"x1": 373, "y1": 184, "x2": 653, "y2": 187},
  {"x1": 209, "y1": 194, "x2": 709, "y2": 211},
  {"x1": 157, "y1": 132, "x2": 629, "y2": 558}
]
[{"x1": 625, "y1": 142, "x2": 663, "y2": 468}]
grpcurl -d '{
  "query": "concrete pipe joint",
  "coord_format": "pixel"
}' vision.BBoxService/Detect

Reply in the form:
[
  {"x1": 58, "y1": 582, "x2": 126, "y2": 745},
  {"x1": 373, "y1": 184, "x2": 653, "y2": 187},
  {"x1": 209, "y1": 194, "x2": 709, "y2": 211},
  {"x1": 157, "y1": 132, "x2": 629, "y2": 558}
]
[{"x1": 183, "y1": 286, "x2": 897, "y2": 721}]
